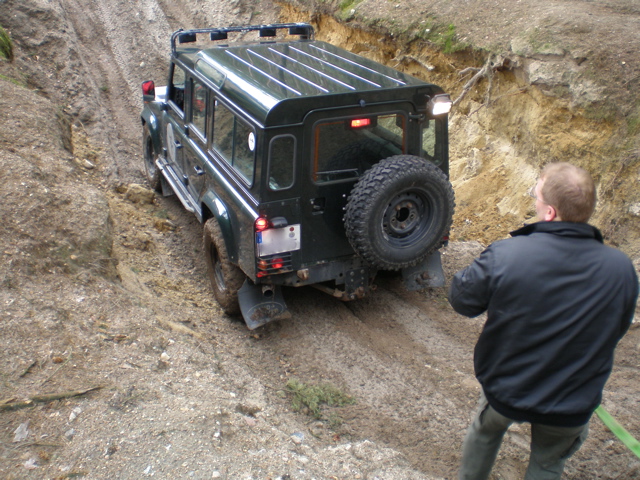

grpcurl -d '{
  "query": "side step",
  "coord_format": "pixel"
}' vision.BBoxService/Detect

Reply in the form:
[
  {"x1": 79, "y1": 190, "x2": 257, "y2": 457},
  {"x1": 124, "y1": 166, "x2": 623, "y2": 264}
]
[
  {"x1": 156, "y1": 157, "x2": 199, "y2": 215},
  {"x1": 237, "y1": 280, "x2": 291, "y2": 330}
]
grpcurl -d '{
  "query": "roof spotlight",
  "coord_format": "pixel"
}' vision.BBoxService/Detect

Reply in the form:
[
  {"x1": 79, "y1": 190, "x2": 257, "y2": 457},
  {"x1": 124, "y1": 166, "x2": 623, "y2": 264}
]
[{"x1": 427, "y1": 94, "x2": 452, "y2": 116}]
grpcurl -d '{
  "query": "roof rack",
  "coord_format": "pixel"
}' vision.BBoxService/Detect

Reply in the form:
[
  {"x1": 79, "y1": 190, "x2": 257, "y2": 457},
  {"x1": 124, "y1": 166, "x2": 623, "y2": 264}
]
[{"x1": 170, "y1": 23, "x2": 315, "y2": 54}]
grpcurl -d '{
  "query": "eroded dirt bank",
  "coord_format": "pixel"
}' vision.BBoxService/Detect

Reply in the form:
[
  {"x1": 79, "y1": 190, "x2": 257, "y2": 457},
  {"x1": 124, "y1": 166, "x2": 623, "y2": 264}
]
[{"x1": 0, "y1": 0, "x2": 639, "y2": 479}]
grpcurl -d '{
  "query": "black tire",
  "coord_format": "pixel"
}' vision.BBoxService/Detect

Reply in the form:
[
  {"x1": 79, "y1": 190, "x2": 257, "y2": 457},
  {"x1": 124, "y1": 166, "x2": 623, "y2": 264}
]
[
  {"x1": 203, "y1": 218, "x2": 246, "y2": 315},
  {"x1": 142, "y1": 125, "x2": 162, "y2": 191},
  {"x1": 344, "y1": 155, "x2": 455, "y2": 270}
]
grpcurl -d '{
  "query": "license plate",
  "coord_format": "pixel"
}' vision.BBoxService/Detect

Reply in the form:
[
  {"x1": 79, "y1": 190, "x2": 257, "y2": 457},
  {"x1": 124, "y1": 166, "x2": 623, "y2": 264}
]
[{"x1": 256, "y1": 225, "x2": 301, "y2": 256}]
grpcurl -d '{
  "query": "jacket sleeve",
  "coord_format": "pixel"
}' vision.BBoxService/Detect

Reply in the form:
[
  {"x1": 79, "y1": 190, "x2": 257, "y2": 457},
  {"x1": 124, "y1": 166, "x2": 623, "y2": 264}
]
[
  {"x1": 619, "y1": 267, "x2": 639, "y2": 339},
  {"x1": 448, "y1": 246, "x2": 494, "y2": 318}
]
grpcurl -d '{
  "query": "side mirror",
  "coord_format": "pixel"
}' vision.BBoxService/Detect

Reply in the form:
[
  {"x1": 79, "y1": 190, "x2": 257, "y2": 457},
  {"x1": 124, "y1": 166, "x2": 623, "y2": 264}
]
[{"x1": 142, "y1": 80, "x2": 155, "y2": 103}]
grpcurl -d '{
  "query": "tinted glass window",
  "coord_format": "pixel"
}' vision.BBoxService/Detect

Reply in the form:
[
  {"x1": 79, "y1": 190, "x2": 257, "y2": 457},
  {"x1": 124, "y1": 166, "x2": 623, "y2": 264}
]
[
  {"x1": 313, "y1": 114, "x2": 405, "y2": 183},
  {"x1": 191, "y1": 80, "x2": 207, "y2": 137},
  {"x1": 233, "y1": 121, "x2": 255, "y2": 183},
  {"x1": 269, "y1": 136, "x2": 295, "y2": 190},
  {"x1": 213, "y1": 101, "x2": 234, "y2": 161},
  {"x1": 213, "y1": 101, "x2": 255, "y2": 184},
  {"x1": 169, "y1": 65, "x2": 186, "y2": 113},
  {"x1": 421, "y1": 119, "x2": 435, "y2": 160}
]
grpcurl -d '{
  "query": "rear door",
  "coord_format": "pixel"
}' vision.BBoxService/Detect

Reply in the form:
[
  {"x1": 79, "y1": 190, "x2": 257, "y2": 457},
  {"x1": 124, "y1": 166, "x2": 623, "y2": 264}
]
[
  {"x1": 183, "y1": 77, "x2": 208, "y2": 202},
  {"x1": 299, "y1": 106, "x2": 411, "y2": 264},
  {"x1": 163, "y1": 63, "x2": 187, "y2": 179}
]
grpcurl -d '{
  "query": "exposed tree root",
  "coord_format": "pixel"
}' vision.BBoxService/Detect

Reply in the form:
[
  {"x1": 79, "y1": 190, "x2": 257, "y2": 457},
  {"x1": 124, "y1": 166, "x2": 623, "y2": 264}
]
[{"x1": 453, "y1": 54, "x2": 517, "y2": 108}]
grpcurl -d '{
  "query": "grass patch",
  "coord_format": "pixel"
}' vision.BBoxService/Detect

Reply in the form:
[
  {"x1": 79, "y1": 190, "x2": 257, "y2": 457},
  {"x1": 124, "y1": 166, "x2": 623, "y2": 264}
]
[
  {"x1": 338, "y1": 0, "x2": 364, "y2": 20},
  {"x1": 286, "y1": 379, "x2": 355, "y2": 420},
  {"x1": 0, "y1": 73, "x2": 27, "y2": 87},
  {"x1": 627, "y1": 102, "x2": 640, "y2": 136},
  {"x1": 154, "y1": 208, "x2": 169, "y2": 219},
  {"x1": 417, "y1": 21, "x2": 468, "y2": 54},
  {"x1": 0, "y1": 25, "x2": 13, "y2": 61},
  {"x1": 583, "y1": 102, "x2": 619, "y2": 124}
]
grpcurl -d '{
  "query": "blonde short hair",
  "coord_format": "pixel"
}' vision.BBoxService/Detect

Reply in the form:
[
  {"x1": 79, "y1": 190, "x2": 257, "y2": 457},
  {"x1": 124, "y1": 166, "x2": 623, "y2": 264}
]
[{"x1": 540, "y1": 163, "x2": 596, "y2": 223}]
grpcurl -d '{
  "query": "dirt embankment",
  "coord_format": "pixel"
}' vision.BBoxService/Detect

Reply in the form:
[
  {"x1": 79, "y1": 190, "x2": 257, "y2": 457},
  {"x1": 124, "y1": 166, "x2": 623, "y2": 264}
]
[{"x1": 0, "y1": 1, "x2": 639, "y2": 479}]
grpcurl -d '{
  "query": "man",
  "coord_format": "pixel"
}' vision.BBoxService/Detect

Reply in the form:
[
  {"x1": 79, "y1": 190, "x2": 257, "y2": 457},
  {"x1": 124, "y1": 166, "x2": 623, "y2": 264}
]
[{"x1": 448, "y1": 162, "x2": 639, "y2": 480}]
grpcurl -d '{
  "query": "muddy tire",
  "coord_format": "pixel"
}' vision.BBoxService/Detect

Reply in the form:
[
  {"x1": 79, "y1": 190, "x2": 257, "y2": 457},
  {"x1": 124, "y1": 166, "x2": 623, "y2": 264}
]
[
  {"x1": 344, "y1": 155, "x2": 455, "y2": 270},
  {"x1": 203, "y1": 218, "x2": 245, "y2": 315},
  {"x1": 143, "y1": 124, "x2": 161, "y2": 191}
]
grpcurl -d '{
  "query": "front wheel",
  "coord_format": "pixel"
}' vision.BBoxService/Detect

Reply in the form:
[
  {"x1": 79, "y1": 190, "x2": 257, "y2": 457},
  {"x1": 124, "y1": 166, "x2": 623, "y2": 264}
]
[
  {"x1": 142, "y1": 124, "x2": 161, "y2": 191},
  {"x1": 203, "y1": 218, "x2": 245, "y2": 315},
  {"x1": 344, "y1": 155, "x2": 455, "y2": 270}
]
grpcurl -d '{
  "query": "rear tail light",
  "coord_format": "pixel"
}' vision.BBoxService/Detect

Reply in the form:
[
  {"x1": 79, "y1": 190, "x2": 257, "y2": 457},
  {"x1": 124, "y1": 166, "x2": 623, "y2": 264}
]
[
  {"x1": 255, "y1": 217, "x2": 270, "y2": 232},
  {"x1": 256, "y1": 254, "x2": 292, "y2": 277},
  {"x1": 142, "y1": 80, "x2": 155, "y2": 97}
]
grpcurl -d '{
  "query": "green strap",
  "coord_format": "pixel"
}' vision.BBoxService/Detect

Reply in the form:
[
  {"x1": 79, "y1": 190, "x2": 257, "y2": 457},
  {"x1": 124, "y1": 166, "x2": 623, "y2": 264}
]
[{"x1": 595, "y1": 405, "x2": 640, "y2": 459}]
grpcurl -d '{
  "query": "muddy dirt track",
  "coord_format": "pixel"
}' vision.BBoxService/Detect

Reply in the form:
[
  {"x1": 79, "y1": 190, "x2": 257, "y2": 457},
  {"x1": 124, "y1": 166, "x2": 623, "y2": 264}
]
[{"x1": 1, "y1": 0, "x2": 639, "y2": 479}]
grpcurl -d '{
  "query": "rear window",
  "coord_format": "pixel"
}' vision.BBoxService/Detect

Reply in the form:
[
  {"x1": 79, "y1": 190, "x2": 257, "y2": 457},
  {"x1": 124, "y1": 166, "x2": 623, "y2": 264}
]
[{"x1": 313, "y1": 114, "x2": 405, "y2": 183}]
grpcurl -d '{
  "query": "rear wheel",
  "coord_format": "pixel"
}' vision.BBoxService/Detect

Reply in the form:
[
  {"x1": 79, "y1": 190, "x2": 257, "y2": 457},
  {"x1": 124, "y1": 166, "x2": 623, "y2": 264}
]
[
  {"x1": 344, "y1": 155, "x2": 455, "y2": 270},
  {"x1": 142, "y1": 125, "x2": 161, "y2": 191},
  {"x1": 203, "y1": 218, "x2": 245, "y2": 315}
]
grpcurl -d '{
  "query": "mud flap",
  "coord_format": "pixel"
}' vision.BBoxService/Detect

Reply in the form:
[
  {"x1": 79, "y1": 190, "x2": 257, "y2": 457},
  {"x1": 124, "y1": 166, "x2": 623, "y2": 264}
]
[
  {"x1": 401, "y1": 251, "x2": 445, "y2": 291},
  {"x1": 238, "y1": 280, "x2": 291, "y2": 330}
]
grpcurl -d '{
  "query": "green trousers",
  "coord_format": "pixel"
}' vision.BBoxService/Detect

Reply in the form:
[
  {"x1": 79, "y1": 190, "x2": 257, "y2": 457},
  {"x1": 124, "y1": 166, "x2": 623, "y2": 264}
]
[{"x1": 459, "y1": 393, "x2": 589, "y2": 480}]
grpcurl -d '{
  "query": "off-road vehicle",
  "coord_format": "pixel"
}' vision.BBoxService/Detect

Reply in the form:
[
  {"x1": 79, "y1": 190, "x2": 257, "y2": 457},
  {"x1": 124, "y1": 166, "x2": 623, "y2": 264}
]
[{"x1": 140, "y1": 23, "x2": 455, "y2": 329}]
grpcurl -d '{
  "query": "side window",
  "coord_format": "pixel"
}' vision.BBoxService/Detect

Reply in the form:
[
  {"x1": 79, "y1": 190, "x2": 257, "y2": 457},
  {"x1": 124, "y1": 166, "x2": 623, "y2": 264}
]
[
  {"x1": 421, "y1": 120, "x2": 436, "y2": 160},
  {"x1": 190, "y1": 79, "x2": 207, "y2": 138},
  {"x1": 213, "y1": 101, "x2": 255, "y2": 184},
  {"x1": 213, "y1": 101, "x2": 234, "y2": 161},
  {"x1": 168, "y1": 65, "x2": 186, "y2": 113},
  {"x1": 268, "y1": 135, "x2": 295, "y2": 190},
  {"x1": 233, "y1": 121, "x2": 255, "y2": 183}
]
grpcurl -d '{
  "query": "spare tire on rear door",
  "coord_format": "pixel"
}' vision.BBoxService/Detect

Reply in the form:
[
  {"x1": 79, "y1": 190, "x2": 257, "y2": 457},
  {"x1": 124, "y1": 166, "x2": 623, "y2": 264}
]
[{"x1": 344, "y1": 155, "x2": 455, "y2": 271}]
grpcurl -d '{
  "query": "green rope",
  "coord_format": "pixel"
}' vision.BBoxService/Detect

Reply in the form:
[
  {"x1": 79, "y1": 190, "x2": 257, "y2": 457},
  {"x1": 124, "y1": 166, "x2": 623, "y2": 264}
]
[{"x1": 595, "y1": 405, "x2": 640, "y2": 459}]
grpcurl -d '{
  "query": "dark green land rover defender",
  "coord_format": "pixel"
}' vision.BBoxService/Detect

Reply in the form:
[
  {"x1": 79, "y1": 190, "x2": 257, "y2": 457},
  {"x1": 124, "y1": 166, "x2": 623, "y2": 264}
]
[{"x1": 140, "y1": 23, "x2": 455, "y2": 329}]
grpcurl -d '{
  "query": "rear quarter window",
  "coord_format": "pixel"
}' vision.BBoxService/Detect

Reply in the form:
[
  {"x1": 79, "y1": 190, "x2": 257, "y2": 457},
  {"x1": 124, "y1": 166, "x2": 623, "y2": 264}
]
[{"x1": 212, "y1": 101, "x2": 256, "y2": 185}]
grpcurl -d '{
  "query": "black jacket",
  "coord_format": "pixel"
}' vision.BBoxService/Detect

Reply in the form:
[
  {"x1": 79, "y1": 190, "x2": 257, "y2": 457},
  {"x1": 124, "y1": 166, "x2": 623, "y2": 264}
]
[{"x1": 449, "y1": 222, "x2": 639, "y2": 426}]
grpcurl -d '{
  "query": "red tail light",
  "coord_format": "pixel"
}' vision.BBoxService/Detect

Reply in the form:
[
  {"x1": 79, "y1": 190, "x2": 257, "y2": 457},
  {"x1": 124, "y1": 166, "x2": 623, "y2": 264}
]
[
  {"x1": 271, "y1": 258, "x2": 284, "y2": 269},
  {"x1": 142, "y1": 80, "x2": 155, "y2": 96},
  {"x1": 255, "y1": 217, "x2": 270, "y2": 232}
]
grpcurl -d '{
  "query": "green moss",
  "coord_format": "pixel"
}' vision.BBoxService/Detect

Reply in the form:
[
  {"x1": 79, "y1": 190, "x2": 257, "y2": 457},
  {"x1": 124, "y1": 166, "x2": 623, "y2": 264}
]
[
  {"x1": 338, "y1": 0, "x2": 364, "y2": 20},
  {"x1": 286, "y1": 379, "x2": 355, "y2": 420},
  {"x1": 416, "y1": 20, "x2": 468, "y2": 54}
]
